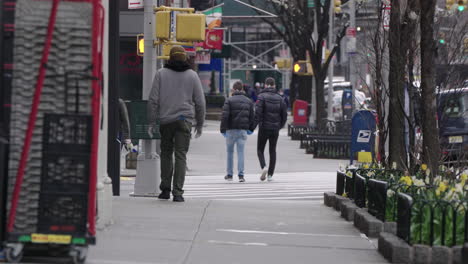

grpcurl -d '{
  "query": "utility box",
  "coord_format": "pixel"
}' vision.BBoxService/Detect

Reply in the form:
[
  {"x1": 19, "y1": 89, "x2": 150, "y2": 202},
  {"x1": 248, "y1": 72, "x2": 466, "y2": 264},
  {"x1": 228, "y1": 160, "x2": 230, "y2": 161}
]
[
  {"x1": 176, "y1": 13, "x2": 206, "y2": 41},
  {"x1": 155, "y1": 11, "x2": 171, "y2": 40}
]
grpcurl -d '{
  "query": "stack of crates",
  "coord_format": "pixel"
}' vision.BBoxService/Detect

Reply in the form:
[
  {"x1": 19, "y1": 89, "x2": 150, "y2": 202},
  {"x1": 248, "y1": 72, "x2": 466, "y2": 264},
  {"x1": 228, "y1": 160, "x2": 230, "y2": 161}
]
[{"x1": 7, "y1": 0, "x2": 93, "y2": 233}]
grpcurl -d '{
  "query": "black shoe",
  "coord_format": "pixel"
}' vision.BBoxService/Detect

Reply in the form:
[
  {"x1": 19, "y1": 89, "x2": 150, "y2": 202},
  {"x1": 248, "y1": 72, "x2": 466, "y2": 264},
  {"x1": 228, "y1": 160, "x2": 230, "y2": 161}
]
[
  {"x1": 224, "y1": 175, "x2": 233, "y2": 181},
  {"x1": 158, "y1": 190, "x2": 170, "y2": 200},
  {"x1": 239, "y1": 176, "x2": 245, "y2": 182},
  {"x1": 173, "y1": 195, "x2": 185, "y2": 202}
]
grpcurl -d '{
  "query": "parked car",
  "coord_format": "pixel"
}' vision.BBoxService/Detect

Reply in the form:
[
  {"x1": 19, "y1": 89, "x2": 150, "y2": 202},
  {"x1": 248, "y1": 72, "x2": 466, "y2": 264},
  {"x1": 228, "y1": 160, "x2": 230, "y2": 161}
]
[{"x1": 437, "y1": 87, "x2": 468, "y2": 161}]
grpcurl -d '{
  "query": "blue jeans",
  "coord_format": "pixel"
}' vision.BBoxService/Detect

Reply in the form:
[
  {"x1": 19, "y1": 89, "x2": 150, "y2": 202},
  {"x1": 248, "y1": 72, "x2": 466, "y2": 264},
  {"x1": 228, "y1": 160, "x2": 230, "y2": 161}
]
[{"x1": 226, "y1": 130, "x2": 247, "y2": 176}]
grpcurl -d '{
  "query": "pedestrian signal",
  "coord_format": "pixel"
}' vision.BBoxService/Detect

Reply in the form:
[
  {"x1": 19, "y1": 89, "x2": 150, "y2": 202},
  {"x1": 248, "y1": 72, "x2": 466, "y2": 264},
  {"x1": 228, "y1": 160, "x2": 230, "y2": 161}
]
[
  {"x1": 293, "y1": 61, "x2": 313, "y2": 76},
  {"x1": 137, "y1": 34, "x2": 144, "y2": 56}
]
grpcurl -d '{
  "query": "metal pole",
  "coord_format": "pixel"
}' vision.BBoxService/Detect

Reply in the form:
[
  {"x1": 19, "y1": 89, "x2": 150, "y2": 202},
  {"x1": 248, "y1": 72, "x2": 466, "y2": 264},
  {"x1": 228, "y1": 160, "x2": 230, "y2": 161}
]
[
  {"x1": 327, "y1": 1, "x2": 334, "y2": 121},
  {"x1": 133, "y1": 0, "x2": 160, "y2": 197},
  {"x1": 350, "y1": 0, "x2": 356, "y2": 113},
  {"x1": 228, "y1": 28, "x2": 232, "y2": 97},
  {"x1": 310, "y1": 10, "x2": 318, "y2": 127}
]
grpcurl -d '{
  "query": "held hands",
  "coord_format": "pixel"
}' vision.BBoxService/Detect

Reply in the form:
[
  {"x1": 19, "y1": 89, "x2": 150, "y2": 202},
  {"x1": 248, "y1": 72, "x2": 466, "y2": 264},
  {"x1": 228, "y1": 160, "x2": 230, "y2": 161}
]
[
  {"x1": 124, "y1": 139, "x2": 133, "y2": 151},
  {"x1": 194, "y1": 126, "x2": 202, "y2": 138}
]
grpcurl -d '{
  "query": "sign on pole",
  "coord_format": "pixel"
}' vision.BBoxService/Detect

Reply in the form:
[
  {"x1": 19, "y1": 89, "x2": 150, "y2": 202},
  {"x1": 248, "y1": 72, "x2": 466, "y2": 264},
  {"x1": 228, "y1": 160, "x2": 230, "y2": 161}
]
[
  {"x1": 382, "y1": 4, "x2": 391, "y2": 30},
  {"x1": 128, "y1": 0, "x2": 143, "y2": 9},
  {"x1": 195, "y1": 51, "x2": 211, "y2": 64},
  {"x1": 346, "y1": 27, "x2": 357, "y2": 38}
]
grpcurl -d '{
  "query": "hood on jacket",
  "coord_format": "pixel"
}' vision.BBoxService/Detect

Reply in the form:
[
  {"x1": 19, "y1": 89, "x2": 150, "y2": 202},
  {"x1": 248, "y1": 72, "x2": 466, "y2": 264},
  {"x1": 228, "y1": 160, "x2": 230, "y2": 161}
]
[
  {"x1": 259, "y1": 87, "x2": 278, "y2": 94},
  {"x1": 232, "y1": 90, "x2": 247, "y2": 96},
  {"x1": 164, "y1": 60, "x2": 191, "y2": 72}
]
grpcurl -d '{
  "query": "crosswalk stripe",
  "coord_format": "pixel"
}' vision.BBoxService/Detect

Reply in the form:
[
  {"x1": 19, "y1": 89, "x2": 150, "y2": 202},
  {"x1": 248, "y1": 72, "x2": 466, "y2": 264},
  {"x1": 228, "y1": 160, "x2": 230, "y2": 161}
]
[{"x1": 183, "y1": 172, "x2": 335, "y2": 201}]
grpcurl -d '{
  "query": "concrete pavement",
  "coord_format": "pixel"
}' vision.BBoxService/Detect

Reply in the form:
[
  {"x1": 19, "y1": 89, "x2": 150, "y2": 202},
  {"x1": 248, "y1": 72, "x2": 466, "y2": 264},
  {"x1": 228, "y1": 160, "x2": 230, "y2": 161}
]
[{"x1": 86, "y1": 199, "x2": 387, "y2": 264}]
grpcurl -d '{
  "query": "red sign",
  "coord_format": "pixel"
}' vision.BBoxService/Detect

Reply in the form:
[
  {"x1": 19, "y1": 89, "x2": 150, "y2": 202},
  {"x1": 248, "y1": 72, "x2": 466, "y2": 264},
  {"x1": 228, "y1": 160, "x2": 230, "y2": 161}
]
[
  {"x1": 346, "y1": 27, "x2": 356, "y2": 37},
  {"x1": 203, "y1": 29, "x2": 223, "y2": 50}
]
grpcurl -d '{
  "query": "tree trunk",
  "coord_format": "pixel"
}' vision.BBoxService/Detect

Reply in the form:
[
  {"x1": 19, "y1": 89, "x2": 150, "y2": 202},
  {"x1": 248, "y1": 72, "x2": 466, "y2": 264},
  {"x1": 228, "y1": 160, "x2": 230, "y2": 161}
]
[
  {"x1": 420, "y1": 0, "x2": 440, "y2": 175},
  {"x1": 315, "y1": 74, "x2": 326, "y2": 128},
  {"x1": 388, "y1": 0, "x2": 407, "y2": 169}
]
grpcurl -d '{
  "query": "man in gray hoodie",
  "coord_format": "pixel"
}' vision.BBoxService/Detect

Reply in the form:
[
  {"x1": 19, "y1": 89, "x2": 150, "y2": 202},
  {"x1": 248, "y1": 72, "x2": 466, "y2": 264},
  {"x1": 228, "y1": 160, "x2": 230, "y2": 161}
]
[{"x1": 147, "y1": 46, "x2": 206, "y2": 202}]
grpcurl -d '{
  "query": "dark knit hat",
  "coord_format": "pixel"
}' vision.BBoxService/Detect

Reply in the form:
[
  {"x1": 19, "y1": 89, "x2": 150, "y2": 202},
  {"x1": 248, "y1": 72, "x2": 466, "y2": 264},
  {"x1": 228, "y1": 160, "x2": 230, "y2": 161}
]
[{"x1": 169, "y1": 46, "x2": 187, "y2": 62}]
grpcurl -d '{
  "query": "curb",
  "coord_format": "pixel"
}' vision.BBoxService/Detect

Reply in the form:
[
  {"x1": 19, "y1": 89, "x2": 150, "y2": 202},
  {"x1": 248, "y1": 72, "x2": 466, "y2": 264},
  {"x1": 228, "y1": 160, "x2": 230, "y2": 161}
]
[
  {"x1": 353, "y1": 208, "x2": 383, "y2": 237},
  {"x1": 323, "y1": 192, "x2": 465, "y2": 264}
]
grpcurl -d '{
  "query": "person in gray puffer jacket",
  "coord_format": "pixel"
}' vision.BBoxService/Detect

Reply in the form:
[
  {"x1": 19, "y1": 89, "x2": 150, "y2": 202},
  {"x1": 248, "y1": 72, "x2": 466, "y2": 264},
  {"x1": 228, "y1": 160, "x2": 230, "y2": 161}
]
[
  {"x1": 254, "y1": 77, "x2": 287, "y2": 182},
  {"x1": 220, "y1": 81, "x2": 255, "y2": 182}
]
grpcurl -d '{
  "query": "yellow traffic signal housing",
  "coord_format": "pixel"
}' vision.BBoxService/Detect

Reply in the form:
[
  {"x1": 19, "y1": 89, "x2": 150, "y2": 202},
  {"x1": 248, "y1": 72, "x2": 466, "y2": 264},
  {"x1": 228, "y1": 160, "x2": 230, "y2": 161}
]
[
  {"x1": 155, "y1": 11, "x2": 171, "y2": 40},
  {"x1": 176, "y1": 13, "x2": 206, "y2": 41},
  {"x1": 137, "y1": 34, "x2": 144, "y2": 56},
  {"x1": 334, "y1": 0, "x2": 342, "y2": 13},
  {"x1": 293, "y1": 60, "x2": 313, "y2": 76},
  {"x1": 275, "y1": 59, "x2": 292, "y2": 69}
]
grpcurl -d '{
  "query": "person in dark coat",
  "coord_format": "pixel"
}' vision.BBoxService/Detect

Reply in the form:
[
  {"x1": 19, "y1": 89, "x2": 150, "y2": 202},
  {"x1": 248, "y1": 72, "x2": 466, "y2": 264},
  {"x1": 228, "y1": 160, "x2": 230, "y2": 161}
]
[
  {"x1": 220, "y1": 81, "x2": 255, "y2": 182},
  {"x1": 254, "y1": 77, "x2": 287, "y2": 181}
]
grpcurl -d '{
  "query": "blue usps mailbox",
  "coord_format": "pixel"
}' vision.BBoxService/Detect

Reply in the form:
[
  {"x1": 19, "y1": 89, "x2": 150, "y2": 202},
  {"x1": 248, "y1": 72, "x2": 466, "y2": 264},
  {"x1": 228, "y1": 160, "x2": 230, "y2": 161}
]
[{"x1": 350, "y1": 110, "x2": 376, "y2": 164}]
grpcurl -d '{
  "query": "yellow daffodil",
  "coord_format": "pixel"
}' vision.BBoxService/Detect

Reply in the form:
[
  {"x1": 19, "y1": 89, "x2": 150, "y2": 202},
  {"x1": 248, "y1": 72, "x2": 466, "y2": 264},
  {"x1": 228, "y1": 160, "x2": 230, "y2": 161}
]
[
  {"x1": 399, "y1": 176, "x2": 413, "y2": 186},
  {"x1": 342, "y1": 192, "x2": 348, "y2": 198},
  {"x1": 346, "y1": 171, "x2": 353, "y2": 178},
  {"x1": 435, "y1": 181, "x2": 447, "y2": 197},
  {"x1": 421, "y1": 164, "x2": 427, "y2": 171},
  {"x1": 461, "y1": 174, "x2": 467, "y2": 186},
  {"x1": 363, "y1": 164, "x2": 370, "y2": 169}
]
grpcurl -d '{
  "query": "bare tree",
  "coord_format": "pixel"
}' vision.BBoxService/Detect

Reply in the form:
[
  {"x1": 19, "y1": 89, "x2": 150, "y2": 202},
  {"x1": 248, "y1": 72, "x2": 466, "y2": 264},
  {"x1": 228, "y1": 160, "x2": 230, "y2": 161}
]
[
  {"x1": 251, "y1": 0, "x2": 347, "y2": 128},
  {"x1": 420, "y1": 0, "x2": 440, "y2": 175}
]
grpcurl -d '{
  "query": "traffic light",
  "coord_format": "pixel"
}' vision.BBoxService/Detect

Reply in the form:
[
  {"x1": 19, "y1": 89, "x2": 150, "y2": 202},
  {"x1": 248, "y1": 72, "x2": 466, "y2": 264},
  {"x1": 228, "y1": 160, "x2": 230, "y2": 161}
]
[
  {"x1": 457, "y1": 0, "x2": 467, "y2": 11},
  {"x1": 275, "y1": 58, "x2": 292, "y2": 69},
  {"x1": 293, "y1": 60, "x2": 313, "y2": 76},
  {"x1": 334, "y1": 0, "x2": 342, "y2": 13},
  {"x1": 438, "y1": 32, "x2": 446, "y2": 45},
  {"x1": 137, "y1": 34, "x2": 144, "y2": 56}
]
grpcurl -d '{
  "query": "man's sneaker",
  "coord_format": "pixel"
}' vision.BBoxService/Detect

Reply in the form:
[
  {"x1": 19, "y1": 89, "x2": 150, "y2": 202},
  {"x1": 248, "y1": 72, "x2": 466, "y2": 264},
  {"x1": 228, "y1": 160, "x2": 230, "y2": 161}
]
[
  {"x1": 173, "y1": 195, "x2": 185, "y2": 202},
  {"x1": 239, "y1": 176, "x2": 245, "y2": 182},
  {"x1": 260, "y1": 167, "x2": 268, "y2": 181},
  {"x1": 224, "y1": 175, "x2": 233, "y2": 181},
  {"x1": 267, "y1": 175, "x2": 274, "y2": 182},
  {"x1": 158, "y1": 190, "x2": 170, "y2": 200}
]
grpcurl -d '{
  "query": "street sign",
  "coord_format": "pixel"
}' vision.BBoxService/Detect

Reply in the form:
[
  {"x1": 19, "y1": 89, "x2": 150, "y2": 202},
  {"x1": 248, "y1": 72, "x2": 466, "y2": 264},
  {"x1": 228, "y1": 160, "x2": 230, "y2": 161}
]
[
  {"x1": 346, "y1": 37, "x2": 357, "y2": 54},
  {"x1": 346, "y1": 27, "x2": 356, "y2": 37},
  {"x1": 195, "y1": 51, "x2": 211, "y2": 64},
  {"x1": 382, "y1": 4, "x2": 391, "y2": 30},
  {"x1": 128, "y1": 0, "x2": 143, "y2": 9}
]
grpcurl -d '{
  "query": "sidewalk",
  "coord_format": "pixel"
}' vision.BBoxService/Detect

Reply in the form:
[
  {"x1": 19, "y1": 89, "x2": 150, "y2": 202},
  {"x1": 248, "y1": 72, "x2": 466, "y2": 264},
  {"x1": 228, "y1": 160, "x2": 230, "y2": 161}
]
[
  {"x1": 86, "y1": 197, "x2": 387, "y2": 264},
  {"x1": 84, "y1": 120, "x2": 387, "y2": 264}
]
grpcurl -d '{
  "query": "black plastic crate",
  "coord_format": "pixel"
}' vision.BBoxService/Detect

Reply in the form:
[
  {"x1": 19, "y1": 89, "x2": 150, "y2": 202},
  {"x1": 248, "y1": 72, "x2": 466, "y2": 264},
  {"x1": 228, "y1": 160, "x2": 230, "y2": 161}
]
[
  {"x1": 41, "y1": 152, "x2": 89, "y2": 193},
  {"x1": 38, "y1": 193, "x2": 88, "y2": 235},
  {"x1": 43, "y1": 114, "x2": 92, "y2": 154}
]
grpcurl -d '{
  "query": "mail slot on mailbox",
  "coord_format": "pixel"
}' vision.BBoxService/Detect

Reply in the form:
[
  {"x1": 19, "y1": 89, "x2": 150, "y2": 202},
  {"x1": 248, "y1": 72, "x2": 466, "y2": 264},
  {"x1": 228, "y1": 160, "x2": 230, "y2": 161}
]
[{"x1": 350, "y1": 110, "x2": 376, "y2": 164}]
